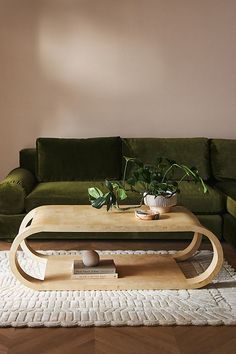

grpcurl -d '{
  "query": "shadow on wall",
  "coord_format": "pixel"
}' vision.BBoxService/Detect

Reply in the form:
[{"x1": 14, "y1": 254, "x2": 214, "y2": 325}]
[
  {"x1": 0, "y1": 0, "x2": 236, "y2": 178},
  {"x1": 37, "y1": 0, "x2": 236, "y2": 140},
  {"x1": 37, "y1": 0, "x2": 165, "y2": 137},
  {"x1": 0, "y1": 1, "x2": 48, "y2": 177}
]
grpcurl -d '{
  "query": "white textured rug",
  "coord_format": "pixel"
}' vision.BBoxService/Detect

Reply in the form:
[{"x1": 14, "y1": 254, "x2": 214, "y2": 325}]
[{"x1": 0, "y1": 250, "x2": 236, "y2": 327}]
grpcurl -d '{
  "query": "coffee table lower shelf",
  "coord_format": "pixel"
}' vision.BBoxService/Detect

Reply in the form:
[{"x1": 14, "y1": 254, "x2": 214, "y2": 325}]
[{"x1": 37, "y1": 254, "x2": 193, "y2": 291}]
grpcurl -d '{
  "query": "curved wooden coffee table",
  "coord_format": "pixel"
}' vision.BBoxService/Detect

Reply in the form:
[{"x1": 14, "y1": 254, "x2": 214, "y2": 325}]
[{"x1": 9, "y1": 205, "x2": 224, "y2": 291}]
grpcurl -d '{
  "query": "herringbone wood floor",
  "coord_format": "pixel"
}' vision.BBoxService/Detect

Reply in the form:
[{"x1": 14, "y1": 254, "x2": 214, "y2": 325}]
[{"x1": 0, "y1": 239, "x2": 236, "y2": 354}]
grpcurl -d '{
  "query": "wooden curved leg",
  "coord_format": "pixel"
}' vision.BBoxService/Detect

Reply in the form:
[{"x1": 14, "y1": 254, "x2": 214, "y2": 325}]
[
  {"x1": 19, "y1": 209, "x2": 36, "y2": 233},
  {"x1": 173, "y1": 232, "x2": 202, "y2": 261},
  {"x1": 19, "y1": 209, "x2": 37, "y2": 255},
  {"x1": 21, "y1": 239, "x2": 48, "y2": 261},
  {"x1": 9, "y1": 226, "x2": 48, "y2": 290},
  {"x1": 18, "y1": 209, "x2": 47, "y2": 261},
  {"x1": 184, "y1": 227, "x2": 224, "y2": 289}
]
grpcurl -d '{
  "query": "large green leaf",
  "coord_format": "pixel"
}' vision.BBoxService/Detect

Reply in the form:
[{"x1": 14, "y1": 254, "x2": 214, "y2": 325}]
[
  {"x1": 117, "y1": 188, "x2": 127, "y2": 200},
  {"x1": 88, "y1": 187, "x2": 103, "y2": 199},
  {"x1": 91, "y1": 196, "x2": 106, "y2": 209},
  {"x1": 111, "y1": 182, "x2": 120, "y2": 190}
]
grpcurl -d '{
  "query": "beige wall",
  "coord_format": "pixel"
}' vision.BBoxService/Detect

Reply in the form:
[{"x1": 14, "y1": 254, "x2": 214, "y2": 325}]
[{"x1": 0, "y1": 0, "x2": 236, "y2": 179}]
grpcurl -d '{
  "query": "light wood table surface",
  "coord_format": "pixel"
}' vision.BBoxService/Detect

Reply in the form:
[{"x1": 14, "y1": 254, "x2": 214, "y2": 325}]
[{"x1": 9, "y1": 205, "x2": 224, "y2": 291}]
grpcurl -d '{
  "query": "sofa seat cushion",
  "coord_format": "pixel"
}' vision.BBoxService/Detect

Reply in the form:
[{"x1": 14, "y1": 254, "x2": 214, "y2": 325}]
[
  {"x1": 177, "y1": 182, "x2": 225, "y2": 214},
  {"x1": 26, "y1": 181, "x2": 225, "y2": 214},
  {"x1": 36, "y1": 137, "x2": 122, "y2": 182},
  {"x1": 25, "y1": 181, "x2": 106, "y2": 211},
  {"x1": 215, "y1": 181, "x2": 236, "y2": 218},
  {"x1": 124, "y1": 181, "x2": 225, "y2": 214}
]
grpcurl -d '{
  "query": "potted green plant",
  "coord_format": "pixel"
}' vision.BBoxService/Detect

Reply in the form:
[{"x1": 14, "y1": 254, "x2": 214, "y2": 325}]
[{"x1": 88, "y1": 157, "x2": 208, "y2": 213}]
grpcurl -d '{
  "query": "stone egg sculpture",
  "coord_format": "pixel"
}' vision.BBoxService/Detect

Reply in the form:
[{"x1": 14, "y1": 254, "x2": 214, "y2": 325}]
[{"x1": 82, "y1": 250, "x2": 100, "y2": 267}]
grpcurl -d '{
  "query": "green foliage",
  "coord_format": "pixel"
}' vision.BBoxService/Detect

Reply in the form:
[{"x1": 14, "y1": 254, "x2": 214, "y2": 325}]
[
  {"x1": 125, "y1": 157, "x2": 208, "y2": 197},
  {"x1": 88, "y1": 180, "x2": 128, "y2": 211},
  {"x1": 87, "y1": 187, "x2": 103, "y2": 199},
  {"x1": 88, "y1": 156, "x2": 208, "y2": 211}
]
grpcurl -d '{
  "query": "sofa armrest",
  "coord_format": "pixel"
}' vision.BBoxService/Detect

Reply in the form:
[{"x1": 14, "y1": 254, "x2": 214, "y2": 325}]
[{"x1": 0, "y1": 168, "x2": 36, "y2": 214}]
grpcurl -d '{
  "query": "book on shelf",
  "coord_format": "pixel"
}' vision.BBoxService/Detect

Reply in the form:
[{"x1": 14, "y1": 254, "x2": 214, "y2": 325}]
[
  {"x1": 73, "y1": 259, "x2": 117, "y2": 274},
  {"x1": 71, "y1": 272, "x2": 118, "y2": 280}
]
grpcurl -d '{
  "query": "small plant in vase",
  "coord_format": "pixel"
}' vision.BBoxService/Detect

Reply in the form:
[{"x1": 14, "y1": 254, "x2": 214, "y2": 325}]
[
  {"x1": 125, "y1": 157, "x2": 208, "y2": 213},
  {"x1": 88, "y1": 157, "x2": 208, "y2": 214}
]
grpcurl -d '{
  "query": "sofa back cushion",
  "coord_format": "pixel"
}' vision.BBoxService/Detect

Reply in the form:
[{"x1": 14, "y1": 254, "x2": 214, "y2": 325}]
[
  {"x1": 20, "y1": 149, "x2": 36, "y2": 175},
  {"x1": 122, "y1": 137, "x2": 210, "y2": 180},
  {"x1": 211, "y1": 139, "x2": 236, "y2": 180},
  {"x1": 36, "y1": 137, "x2": 122, "y2": 182}
]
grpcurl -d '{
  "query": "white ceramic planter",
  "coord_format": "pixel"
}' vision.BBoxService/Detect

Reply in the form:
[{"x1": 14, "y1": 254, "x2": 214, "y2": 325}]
[{"x1": 143, "y1": 193, "x2": 177, "y2": 214}]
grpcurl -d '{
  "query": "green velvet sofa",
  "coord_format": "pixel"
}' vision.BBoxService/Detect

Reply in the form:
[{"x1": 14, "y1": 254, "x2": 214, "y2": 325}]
[{"x1": 0, "y1": 137, "x2": 236, "y2": 247}]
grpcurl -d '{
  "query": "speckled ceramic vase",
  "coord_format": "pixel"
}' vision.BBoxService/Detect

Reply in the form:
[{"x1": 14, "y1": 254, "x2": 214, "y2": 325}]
[{"x1": 144, "y1": 193, "x2": 177, "y2": 214}]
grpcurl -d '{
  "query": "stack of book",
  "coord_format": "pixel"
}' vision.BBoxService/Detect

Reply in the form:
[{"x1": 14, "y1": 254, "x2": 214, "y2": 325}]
[{"x1": 72, "y1": 259, "x2": 118, "y2": 279}]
